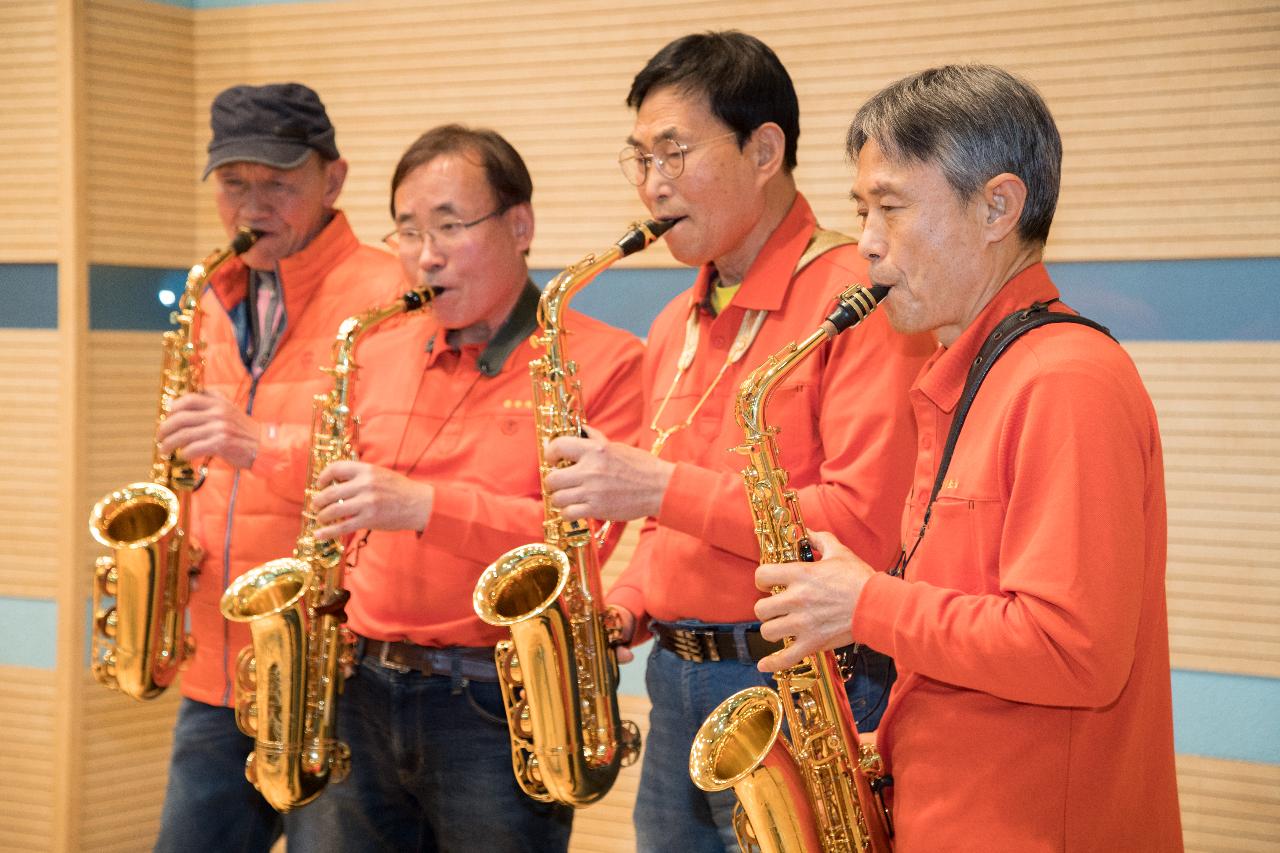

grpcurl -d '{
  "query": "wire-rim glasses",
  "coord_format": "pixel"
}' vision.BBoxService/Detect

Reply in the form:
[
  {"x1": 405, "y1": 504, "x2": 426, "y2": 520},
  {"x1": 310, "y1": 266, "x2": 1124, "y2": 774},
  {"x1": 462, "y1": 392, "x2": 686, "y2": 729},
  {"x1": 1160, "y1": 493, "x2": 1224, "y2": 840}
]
[
  {"x1": 618, "y1": 130, "x2": 740, "y2": 186},
  {"x1": 383, "y1": 206, "x2": 509, "y2": 251}
]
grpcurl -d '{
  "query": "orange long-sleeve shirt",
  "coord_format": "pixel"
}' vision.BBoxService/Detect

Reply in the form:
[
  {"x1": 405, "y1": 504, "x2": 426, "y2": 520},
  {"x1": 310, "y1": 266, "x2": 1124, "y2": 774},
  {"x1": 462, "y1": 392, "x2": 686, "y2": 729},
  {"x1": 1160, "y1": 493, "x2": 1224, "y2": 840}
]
[
  {"x1": 855, "y1": 264, "x2": 1182, "y2": 850},
  {"x1": 343, "y1": 284, "x2": 644, "y2": 647},
  {"x1": 608, "y1": 194, "x2": 934, "y2": 632}
]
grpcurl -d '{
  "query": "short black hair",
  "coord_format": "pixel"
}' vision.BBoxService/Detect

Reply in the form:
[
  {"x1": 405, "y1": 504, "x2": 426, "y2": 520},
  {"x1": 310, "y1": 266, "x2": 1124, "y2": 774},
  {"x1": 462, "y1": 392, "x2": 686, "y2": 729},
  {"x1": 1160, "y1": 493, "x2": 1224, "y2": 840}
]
[
  {"x1": 627, "y1": 31, "x2": 799, "y2": 172},
  {"x1": 389, "y1": 124, "x2": 532, "y2": 219}
]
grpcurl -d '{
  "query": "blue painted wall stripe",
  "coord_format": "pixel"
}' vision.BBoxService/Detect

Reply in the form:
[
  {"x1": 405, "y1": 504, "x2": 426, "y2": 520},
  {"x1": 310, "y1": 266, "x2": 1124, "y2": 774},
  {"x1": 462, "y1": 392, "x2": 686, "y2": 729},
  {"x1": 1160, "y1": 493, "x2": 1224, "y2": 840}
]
[
  {"x1": 1048, "y1": 258, "x2": 1279, "y2": 342},
  {"x1": 0, "y1": 264, "x2": 58, "y2": 329},
  {"x1": 0, "y1": 597, "x2": 57, "y2": 669},
  {"x1": 80, "y1": 258, "x2": 1278, "y2": 339},
  {"x1": 1, "y1": 598, "x2": 1277, "y2": 765},
  {"x1": 90, "y1": 264, "x2": 191, "y2": 331},
  {"x1": 541, "y1": 258, "x2": 1280, "y2": 341}
]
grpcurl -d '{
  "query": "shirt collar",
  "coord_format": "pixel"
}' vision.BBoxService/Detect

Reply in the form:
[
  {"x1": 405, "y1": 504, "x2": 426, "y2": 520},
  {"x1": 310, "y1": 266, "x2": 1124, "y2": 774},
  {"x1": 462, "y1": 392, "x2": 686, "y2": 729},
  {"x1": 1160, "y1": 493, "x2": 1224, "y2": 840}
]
[
  {"x1": 691, "y1": 192, "x2": 816, "y2": 314},
  {"x1": 915, "y1": 262, "x2": 1060, "y2": 413},
  {"x1": 207, "y1": 209, "x2": 360, "y2": 315},
  {"x1": 423, "y1": 278, "x2": 541, "y2": 376}
]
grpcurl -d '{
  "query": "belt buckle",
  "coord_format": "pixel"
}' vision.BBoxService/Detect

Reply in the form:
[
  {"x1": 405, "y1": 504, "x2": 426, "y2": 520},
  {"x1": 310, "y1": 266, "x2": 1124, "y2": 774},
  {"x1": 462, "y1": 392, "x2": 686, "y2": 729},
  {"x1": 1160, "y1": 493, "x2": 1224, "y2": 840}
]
[
  {"x1": 670, "y1": 627, "x2": 719, "y2": 663},
  {"x1": 376, "y1": 641, "x2": 412, "y2": 674}
]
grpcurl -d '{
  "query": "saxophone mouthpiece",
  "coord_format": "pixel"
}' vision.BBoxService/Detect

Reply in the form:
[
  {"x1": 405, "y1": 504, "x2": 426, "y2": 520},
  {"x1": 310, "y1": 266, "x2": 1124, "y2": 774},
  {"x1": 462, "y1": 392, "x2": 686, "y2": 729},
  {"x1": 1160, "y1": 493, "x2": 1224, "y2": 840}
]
[
  {"x1": 231, "y1": 227, "x2": 261, "y2": 256},
  {"x1": 825, "y1": 284, "x2": 890, "y2": 335},
  {"x1": 404, "y1": 286, "x2": 444, "y2": 312},
  {"x1": 617, "y1": 218, "x2": 676, "y2": 257}
]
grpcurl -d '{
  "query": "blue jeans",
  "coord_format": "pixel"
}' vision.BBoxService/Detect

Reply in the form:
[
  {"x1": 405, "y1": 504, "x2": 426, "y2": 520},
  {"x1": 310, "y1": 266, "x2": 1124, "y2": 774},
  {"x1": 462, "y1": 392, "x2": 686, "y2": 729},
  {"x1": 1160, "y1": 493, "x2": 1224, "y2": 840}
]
[
  {"x1": 283, "y1": 654, "x2": 572, "y2": 853},
  {"x1": 155, "y1": 698, "x2": 313, "y2": 852},
  {"x1": 633, "y1": 624, "x2": 895, "y2": 853}
]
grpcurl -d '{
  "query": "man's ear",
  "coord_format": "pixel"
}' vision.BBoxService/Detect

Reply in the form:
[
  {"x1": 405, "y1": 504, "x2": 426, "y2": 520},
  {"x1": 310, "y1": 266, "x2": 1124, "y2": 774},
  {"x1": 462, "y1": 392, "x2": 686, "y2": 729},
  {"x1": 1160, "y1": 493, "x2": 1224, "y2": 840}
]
[
  {"x1": 508, "y1": 202, "x2": 534, "y2": 254},
  {"x1": 749, "y1": 122, "x2": 786, "y2": 181},
  {"x1": 981, "y1": 172, "x2": 1027, "y2": 243},
  {"x1": 322, "y1": 157, "x2": 349, "y2": 208}
]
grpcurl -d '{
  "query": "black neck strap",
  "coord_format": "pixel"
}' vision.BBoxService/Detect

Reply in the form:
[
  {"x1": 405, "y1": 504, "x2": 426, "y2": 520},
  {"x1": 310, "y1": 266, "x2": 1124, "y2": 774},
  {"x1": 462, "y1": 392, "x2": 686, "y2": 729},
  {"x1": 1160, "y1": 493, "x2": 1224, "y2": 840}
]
[{"x1": 893, "y1": 300, "x2": 1114, "y2": 577}]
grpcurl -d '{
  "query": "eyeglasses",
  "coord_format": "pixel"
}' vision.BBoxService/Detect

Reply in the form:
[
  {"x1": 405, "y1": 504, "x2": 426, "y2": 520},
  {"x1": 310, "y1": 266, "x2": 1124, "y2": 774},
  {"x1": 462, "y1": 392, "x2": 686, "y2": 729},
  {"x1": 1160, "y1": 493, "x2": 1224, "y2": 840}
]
[
  {"x1": 618, "y1": 131, "x2": 740, "y2": 186},
  {"x1": 383, "y1": 207, "x2": 508, "y2": 251}
]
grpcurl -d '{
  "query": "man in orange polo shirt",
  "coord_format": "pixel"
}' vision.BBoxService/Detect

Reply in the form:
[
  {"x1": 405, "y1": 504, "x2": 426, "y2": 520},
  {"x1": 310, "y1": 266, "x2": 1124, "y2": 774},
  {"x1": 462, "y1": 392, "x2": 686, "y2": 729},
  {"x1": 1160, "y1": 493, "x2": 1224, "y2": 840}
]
[
  {"x1": 288, "y1": 125, "x2": 644, "y2": 852},
  {"x1": 542, "y1": 32, "x2": 933, "y2": 851},
  {"x1": 756, "y1": 65, "x2": 1182, "y2": 850}
]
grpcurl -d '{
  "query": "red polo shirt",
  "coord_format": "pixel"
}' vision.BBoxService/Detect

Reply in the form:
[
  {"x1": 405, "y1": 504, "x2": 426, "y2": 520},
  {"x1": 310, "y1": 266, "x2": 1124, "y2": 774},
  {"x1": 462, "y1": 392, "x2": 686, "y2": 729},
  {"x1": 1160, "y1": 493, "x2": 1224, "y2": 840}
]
[
  {"x1": 343, "y1": 292, "x2": 644, "y2": 647},
  {"x1": 855, "y1": 264, "x2": 1182, "y2": 850}
]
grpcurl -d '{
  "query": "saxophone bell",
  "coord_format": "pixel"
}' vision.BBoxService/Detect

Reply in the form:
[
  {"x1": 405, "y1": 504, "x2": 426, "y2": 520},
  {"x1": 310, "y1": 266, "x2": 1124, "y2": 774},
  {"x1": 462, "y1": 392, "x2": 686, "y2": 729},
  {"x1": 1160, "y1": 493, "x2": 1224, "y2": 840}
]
[
  {"x1": 689, "y1": 282, "x2": 893, "y2": 853},
  {"x1": 219, "y1": 283, "x2": 432, "y2": 811},
  {"x1": 474, "y1": 221, "x2": 667, "y2": 807},
  {"x1": 88, "y1": 227, "x2": 257, "y2": 700}
]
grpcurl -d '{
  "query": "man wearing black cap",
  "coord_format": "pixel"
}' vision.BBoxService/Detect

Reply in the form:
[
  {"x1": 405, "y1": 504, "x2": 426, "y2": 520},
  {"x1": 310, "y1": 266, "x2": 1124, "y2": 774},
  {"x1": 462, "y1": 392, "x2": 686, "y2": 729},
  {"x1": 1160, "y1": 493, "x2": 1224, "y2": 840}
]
[{"x1": 153, "y1": 82, "x2": 400, "y2": 851}]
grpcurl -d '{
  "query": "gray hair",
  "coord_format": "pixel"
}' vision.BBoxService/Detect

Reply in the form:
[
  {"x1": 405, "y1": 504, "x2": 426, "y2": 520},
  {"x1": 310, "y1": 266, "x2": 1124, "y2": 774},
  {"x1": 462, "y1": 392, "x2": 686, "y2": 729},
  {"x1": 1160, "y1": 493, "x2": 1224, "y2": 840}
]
[{"x1": 846, "y1": 65, "x2": 1061, "y2": 245}]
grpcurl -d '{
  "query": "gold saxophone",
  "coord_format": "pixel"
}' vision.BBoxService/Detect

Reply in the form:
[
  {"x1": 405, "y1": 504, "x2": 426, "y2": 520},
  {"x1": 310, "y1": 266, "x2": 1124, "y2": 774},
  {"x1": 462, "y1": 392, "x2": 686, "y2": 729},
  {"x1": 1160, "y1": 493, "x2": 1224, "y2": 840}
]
[
  {"x1": 473, "y1": 219, "x2": 673, "y2": 806},
  {"x1": 688, "y1": 284, "x2": 894, "y2": 853},
  {"x1": 89, "y1": 227, "x2": 258, "y2": 700},
  {"x1": 219, "y1": 285, "x2": 437, "y2": 812}
]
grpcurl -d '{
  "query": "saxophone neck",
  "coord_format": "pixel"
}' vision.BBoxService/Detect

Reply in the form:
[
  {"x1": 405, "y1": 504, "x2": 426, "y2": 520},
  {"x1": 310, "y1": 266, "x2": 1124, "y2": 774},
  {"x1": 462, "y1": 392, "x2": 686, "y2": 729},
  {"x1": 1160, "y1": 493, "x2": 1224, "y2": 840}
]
[
  {"x1": 735, "y1": 283, "x2": 887, "y2": 440},
  {"x1": 735, "y1": 328, "x2": 828, "y2": 441},
  {"x1": 537, "y1": 218, "x2": 673, "y2": 334}
]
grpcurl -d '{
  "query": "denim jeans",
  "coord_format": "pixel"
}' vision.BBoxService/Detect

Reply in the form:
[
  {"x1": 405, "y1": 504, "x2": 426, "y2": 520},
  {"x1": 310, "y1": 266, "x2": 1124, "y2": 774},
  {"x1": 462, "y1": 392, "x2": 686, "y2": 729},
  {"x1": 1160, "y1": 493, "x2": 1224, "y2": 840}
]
[
  {"x1": 154, "y1": 698, "x2": 313, "y2": 853},
  {"x1": 283, "y1": 654, "x2": 572, "y2": 853},
  {"x1": 633, "y1": 623, "x2": 895, "y2": 853}
]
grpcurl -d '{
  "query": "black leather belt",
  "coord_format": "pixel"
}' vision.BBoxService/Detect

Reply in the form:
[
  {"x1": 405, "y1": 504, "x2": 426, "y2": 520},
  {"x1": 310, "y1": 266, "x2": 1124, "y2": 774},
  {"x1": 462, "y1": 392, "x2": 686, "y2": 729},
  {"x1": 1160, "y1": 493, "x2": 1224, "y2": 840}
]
[
  {"x1": 359, "y1": 638, "x2": 499, "y2": 682},
  {"x1": 650, "y1": 622, "x2": 784, "y2": 663}
]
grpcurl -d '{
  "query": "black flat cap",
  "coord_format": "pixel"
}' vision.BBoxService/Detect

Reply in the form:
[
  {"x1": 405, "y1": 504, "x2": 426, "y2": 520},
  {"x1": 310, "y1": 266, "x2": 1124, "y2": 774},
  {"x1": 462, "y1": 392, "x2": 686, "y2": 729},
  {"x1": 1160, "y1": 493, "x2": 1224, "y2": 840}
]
[{"x1": 203, "y1": 82, "x2": 340, "y2": 179}]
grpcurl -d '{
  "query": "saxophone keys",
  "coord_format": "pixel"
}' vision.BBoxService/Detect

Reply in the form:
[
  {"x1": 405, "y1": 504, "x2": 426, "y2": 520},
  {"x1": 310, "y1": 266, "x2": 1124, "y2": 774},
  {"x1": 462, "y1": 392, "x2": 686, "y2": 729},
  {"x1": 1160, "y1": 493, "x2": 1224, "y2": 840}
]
[
  {"x1": 620, "y1": 719, "x2": 642, "y2": 766},
  {"x1": 95, "y1": 607, "x2": 119, "y2": 640},
  {"x1": 95, "y1": 556, "x2": 118, "y2": 596},
  {"x1": 331, "y1": 742, "x2": 352, "y2": 783}
]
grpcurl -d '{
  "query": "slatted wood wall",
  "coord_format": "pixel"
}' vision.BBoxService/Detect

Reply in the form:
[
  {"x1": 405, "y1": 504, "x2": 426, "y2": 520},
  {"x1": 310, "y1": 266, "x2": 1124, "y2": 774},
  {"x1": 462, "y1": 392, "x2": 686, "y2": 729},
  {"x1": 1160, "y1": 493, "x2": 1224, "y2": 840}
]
[
  {"x1": 0, "y1": 0, "x2": 1273, "y2": 849},
  {"x1": 1177, "y1": 755, "x2": 1280, "y2": 853},
  {"x1": 0, "y1": 2, "x2": 59, "y2": 263},
  {"x1": 84, "y1": 0, "x2": 196, "y2": 268},
  {"x1": 80, "y1": 332, "x2": 183, "y2": 852},
  {"x1": 189, "y1": 0, "x2": 1280, "y2": 266},
  {"x1": 1131, "y1": 343, "x2": 1280, "y2": 679},
  {"x1": 0, "y1": 331, "x2": 62, "y2": 600},
  {"x1": 0, "y1": 666, "x2": 58, "y2": 852}
]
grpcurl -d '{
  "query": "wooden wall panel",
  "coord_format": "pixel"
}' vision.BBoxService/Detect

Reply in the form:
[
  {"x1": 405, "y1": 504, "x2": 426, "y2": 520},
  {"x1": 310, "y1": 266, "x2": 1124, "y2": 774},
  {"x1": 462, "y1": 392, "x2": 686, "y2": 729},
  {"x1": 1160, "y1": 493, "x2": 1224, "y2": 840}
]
[
  {"x1": 0, "y1": 666, "x2": 57, "y2": 852},
  {"x1": 568, "y1": 693, "x2": 647, "y2": 853},
  {"x1": 188, "y1": 0, "x2": 1279, "y2": 266},
  {"x1": 1128, "y1": 342, "x2": 1280, "y2": 679},
  {"x1": 1178, "y1": 754, "x2": 1280, "y2": 853},
  {"x1": 0, "y1": 331, "x2": 62, "y2": 600},
  {"x1": 78, "y1": 672, "x2": 179, "y2": 852},
  {"x1": 84, "y1": 0, "x2": 195, "y2": 268},
  {"x1": 0, "y1": 1, "x2": 59, "y2": 263},
  {"x1": 80, "y1": 330, "x2": 173, "y2": 853}
]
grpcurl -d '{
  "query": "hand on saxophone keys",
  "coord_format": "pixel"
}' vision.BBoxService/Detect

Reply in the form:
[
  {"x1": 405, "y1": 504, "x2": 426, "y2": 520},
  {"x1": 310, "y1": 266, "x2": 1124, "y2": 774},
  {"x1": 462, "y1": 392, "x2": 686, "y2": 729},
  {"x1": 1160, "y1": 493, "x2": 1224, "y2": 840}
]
[
  {"x1": 311, "y1": 460, "x2": 434, "y2": 540},
  {"x1": 753, "y1": 529, "x2": 876, "y2": 673},
  {"x1": 603, "y1": 604, "x2": 638, "y2": 664},
  {"x1": 157, "y1": 389, "x2": 261, "y2": 470},
  {"x1": 543, "y1": 425, "x2": 674, "y2": 523}
]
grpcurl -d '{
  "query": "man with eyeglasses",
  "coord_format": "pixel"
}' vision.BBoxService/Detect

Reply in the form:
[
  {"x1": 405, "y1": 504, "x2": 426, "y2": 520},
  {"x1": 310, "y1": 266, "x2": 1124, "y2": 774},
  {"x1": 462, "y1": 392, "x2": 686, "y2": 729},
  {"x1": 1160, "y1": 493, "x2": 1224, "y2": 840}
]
[
  {"x1": 280, "y1": 124, "x2": 644, "y2": 852},
  {"x1": 542, "y1": 31, "x2": 934, "y2": 851},
  {"x1": 153, "y1": 82, "x2": 401, "y2": 851}
]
